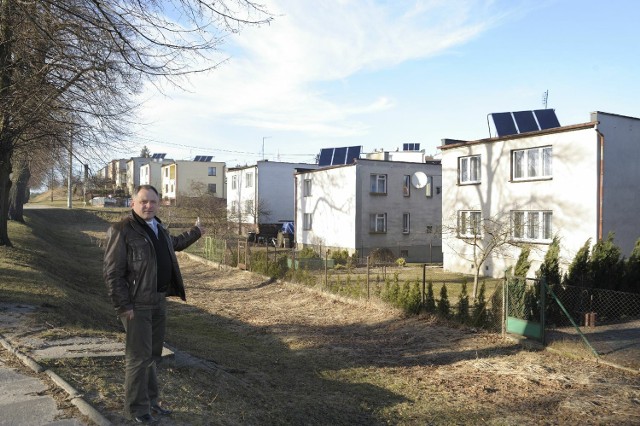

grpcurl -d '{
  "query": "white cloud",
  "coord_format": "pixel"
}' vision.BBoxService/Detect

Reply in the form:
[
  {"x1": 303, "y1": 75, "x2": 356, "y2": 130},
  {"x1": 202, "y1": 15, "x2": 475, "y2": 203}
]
[{"x1": 138, "y1": 0, "x2": 510, "y2": 150}]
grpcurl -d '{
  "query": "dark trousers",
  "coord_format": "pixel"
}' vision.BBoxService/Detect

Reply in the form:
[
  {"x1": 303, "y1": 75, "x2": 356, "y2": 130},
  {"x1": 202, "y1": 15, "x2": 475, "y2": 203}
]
[{"x1": 120, "y1": 297, "x2": 166, "y2": 418}]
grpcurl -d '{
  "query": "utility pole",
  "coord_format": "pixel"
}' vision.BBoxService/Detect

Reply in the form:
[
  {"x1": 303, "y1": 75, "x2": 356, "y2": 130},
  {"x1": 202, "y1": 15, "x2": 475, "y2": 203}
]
[
  {"x1": 262, "y1": 136, "x2": 271, "y2": 160},
  {"x1": 67, "y1": 136, "x2": 72, "y2": 208}
]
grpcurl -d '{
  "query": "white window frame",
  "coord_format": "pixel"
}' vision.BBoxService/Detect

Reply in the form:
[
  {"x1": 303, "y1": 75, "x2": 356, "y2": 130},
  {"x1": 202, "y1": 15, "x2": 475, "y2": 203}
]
[
  {"x1": 458, "y1": 210, "x2": 482, "y2": 238},
  {"x1": 513, "y1": 146, "x2": 552, "y2": 180},
  {"x1": 512, "y1": 210, "x2": 553, "y2": 242},
  {"x1": 303, "y1": 213, "x2": 312, "y2": 230},
  {"x1": 245, "y1": 199, "x2": 253, "y2": 214},
  {"x1": 208, "y1": 166, "x2": 216, "y2": 176},
  {"x1": 459, "y1": 155, "x2": 481, "y2": 184},
  {"x1": 245, "y1": 172, "x2": 254, "y2": 188},
  {"x1": 232, "y1": 175, "x2": 237, "y2": 190},
  {"x1": 303, "y1": 179, "x2": 312, "y2": 197},
  {"x1": 208, "y1": 183, "x2": 216, "y2": 193},
  {"x1": 231, "y1": 200, "x2": 238, "y2": 214},
  {"x1": 403, "y1": 175, "x2": 410, "y2": 197},
  {"x1": 402, "y1": 213, "x2": 410, "y2": 234},
  {"x1": 369, "y1": 213, "x2": 387, "y2": 233},
  {"x1": 370, "y1": 174, "x2": 387, "y2": 194}
]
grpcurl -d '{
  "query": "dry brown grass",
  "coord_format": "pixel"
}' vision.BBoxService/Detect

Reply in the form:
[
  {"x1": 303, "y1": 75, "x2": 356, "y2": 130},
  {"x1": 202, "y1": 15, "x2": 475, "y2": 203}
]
[{"x1": 2, "y1": 206, "x2": 640, "y2": 425}]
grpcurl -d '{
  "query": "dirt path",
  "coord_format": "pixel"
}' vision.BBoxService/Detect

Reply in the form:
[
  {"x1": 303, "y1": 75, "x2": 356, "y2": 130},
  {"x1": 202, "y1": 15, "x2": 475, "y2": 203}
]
[{"x1": 173, "y1": 254, "x2": 640, "y2": 425}]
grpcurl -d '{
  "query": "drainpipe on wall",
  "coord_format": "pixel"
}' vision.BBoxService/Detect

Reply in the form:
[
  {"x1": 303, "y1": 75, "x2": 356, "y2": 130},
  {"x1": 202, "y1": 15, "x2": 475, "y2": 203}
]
[{"x1": 595, "y1": 128, "x2": 605, "y2": 241}]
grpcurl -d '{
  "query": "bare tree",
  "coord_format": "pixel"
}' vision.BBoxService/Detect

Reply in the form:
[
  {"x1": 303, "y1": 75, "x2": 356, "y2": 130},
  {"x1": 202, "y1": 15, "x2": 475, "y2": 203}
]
[
  {"x1": 0, "y1": 0, "x2": 272, "y2": 246},
  {"x1": 443, "y1": 212, "x2": 519, "y2": 300}
]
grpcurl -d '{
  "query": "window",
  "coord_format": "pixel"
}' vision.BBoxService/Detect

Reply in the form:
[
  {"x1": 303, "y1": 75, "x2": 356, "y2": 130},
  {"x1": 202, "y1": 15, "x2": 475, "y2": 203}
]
[
  {"x1": 245, "y1": 172, "x2": 253, "y2": 188},
  {"x1": 402, "y1": 213, "x2": 410, "y2": 234},
  {"x1": 245, "y1": 200, "x2": 253, "y2": 214},
  {"x1": 513, "y1": 146, "x2": 552, "y2": 180},
  {"x1": 208, "y1": 167, "x2": 216, "y2": 176},
  {"x1": 426, "y1": 225, "x2": 433, "y2": 234},
  {"x1": 303, "y1": 213, "x2": 312, "y2": 230},
  {"x1": 164, "y1": 168, "x2": 168, "y2": 177},
  {"x1": 164, "y1": 184, "x2": 168, "y2": 194},
  {"x1": 459, "y1": 155, "x2": 481, "y2": 184},
  {"x1": 303, "y1": 179, "x2": 312, "y2": 196},
  {"x1": 400, "y1": 249, "x2": 409, "y2": 258},
  {"x1": 370, "y1": 174, "x2": 387, "y2": 194},
  {"x1": 458, "y1": 210, "x2": 481, "y2": 237},
  {"x1": 208, "y1": 183, "x2": 216, "y2": 193},
  {"x1": 403, "y1": 175, "x2": 410, "y2": 196},
  {"x1": 230, "y1": 201, "x2": 238, "y2": 214},
  {"x1": 425, "y1": 176, "x2": 433, "y2": 197},
  {"x1": 232, "y1": 175, "x2": 237, "y2": 190},
  {"x1": 512, "y1": 210, "x2": 552, "y2": 241},
  {"x1": 369, "y1": 213, "x2": 387, "y2": 233}
]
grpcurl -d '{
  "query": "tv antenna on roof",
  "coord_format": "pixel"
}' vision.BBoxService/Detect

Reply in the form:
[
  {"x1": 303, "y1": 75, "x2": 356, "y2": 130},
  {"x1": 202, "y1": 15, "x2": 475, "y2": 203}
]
[{"x1": 542, "y1": 90, "x2": 549, "y2": 109}]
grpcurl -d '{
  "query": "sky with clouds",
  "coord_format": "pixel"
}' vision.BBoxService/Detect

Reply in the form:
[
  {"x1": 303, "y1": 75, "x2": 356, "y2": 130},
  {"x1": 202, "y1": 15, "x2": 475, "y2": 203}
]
[{"x1": 127, "y1": 0, "x2": 640, "y2": 167}]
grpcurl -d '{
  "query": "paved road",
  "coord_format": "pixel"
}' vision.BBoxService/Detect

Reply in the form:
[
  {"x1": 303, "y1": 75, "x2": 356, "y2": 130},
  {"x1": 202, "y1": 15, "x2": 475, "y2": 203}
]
[{"x1": 0, "y1": 346, "x2": 87, "y2": 426}]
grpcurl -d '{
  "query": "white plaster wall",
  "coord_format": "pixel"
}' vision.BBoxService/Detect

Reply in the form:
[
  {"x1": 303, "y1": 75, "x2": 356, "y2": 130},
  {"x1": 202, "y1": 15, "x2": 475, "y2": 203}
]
[
  {"x1": 442, "y1": 127, "x2": 600, "y2": 278},
  {"x1": 296, "y1": 165, "x2": 358, "y2": 251},
  {"x1": 594, "y1": 112, "x2": 640, "y2": 256},
  {"x1": 257, "y1": 161, "x2": 317, "y2": 223}
]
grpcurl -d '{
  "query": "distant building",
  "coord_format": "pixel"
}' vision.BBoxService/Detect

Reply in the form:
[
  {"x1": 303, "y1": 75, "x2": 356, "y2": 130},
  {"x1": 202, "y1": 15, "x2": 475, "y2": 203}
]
[
  {"x1": 139, "y1": 154, "x2": 172, "y2": 194},
  {"x1": 226, "y1": 160, "x2": 318, "y2": 235},
  {"x1": 161, "y1": 157, "x2": 225, "y2": 204}
]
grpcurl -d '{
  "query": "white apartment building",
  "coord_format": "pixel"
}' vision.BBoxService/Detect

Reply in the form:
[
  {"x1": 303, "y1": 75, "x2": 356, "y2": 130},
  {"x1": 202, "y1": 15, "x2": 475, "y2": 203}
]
[
  {"x1": 139, "y1": 156, "x2": 173, "y2": 194},
  {"x1": 440, "y1": 110, "x2": 640, "y2": 278},
  {"x1": 295, "y1": 158, "x2": 443, "y2": 263},
  {"x1": 226, "y1": 160, "x2": 318, "y2": 234}
]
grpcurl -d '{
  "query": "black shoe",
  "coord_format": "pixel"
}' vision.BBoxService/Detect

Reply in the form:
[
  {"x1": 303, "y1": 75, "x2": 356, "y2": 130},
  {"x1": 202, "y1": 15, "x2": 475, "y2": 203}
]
[
  {"x1": 151, "y1": 404, "x2": 173, "y2": 416},
  {"x1": 134, "y1": 413, "x2": 158, "y2": 424}
]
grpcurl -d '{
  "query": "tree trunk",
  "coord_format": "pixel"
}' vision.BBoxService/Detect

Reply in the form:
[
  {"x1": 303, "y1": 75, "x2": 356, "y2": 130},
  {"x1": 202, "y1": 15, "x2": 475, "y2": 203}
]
[
  {"x1": 8, "y1": 159, "x2": 28, "y2": 222},
  {"x1": 0, "y1": 0, "x2": 15, "y2": 246},
  {"x1": 472, "y1": 266, "x2": 480, "y2": 301},
  {"x1": 0, "y1": 148, "x2": 12, "y2": 246}
]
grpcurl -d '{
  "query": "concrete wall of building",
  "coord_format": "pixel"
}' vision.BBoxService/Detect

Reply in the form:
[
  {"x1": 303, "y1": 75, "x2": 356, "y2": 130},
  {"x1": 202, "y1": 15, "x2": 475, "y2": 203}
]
[
  {"x1": 296, "y1": 165, "x2": 358, "y2": 254},
  {"x1": 594, "y1": 112, "x2": 640, "y2": 256},
  {"x1": 441, "y1": 126, "x2": 599, "y2": 278},
  {"x1": 295, "y1": 159, "x2": 442, "y2": 263},
  {"x1": 161, "y1": 161, "x2": 225, "y2": 202}
]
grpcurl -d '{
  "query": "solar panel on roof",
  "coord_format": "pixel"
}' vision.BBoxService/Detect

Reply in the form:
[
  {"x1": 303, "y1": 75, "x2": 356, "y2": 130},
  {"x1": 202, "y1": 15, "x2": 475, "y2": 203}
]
[
  {"x1": 204, "y1": 156, "x2": 213, "y2": 162},
  {"x1": 333, "y1": 147, "x2": 347, "y2": 165},
  {"x1": 346, "y1": 146, "x2": 361, "y2": 164},
  {"x1": 534, "y1": 109, "x2": 561, "y2": 130},
  {"x1": 318, "y1": 148, "x2": 334, "y2": 166},
  {"x1": 194, "y1": 155, "x2": 202, "y2": 161},
  {"x1": 513, "y1": 110, "x2": 539, "y2": 133},
  {"x1": 492, "y1": 112, "x2": 518, "y2": 137}
]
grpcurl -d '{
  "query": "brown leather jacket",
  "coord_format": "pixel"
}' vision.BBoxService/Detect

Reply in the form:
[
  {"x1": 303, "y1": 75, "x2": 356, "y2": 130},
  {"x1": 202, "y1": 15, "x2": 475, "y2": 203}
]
[{"x1": 103, "y1": 213, "x2": 202, "y2": 314}]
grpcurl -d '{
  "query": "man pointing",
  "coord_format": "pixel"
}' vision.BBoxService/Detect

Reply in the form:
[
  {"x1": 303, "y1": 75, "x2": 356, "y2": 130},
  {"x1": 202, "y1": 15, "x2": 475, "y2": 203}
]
[{"x1": 103, "y1": 185, "x2": 204, "y2": 423}]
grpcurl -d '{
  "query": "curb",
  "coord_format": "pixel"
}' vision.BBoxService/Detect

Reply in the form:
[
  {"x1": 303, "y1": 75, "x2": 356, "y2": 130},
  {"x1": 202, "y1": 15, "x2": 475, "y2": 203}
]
[{"x1": 0, "y1": 334, "x2": 112, "y2": 426}]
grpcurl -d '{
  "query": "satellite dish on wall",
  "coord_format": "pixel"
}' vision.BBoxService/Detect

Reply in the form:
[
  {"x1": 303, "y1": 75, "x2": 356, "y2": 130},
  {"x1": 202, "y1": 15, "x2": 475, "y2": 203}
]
[{"x1": 411, "y1": 171, "x2": 428, "y2": 188}]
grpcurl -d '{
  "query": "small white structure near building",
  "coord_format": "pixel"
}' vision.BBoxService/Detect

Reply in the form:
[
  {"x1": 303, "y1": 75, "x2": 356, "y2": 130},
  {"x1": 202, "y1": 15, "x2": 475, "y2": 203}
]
[
  {"x1": 160, "y1": 156, "x2": 225, "y2": 204},
  {"x1": 295, "y1": 158, "x2": 442, "y2": 263},
  {"x1": 440, "y1": 110, "x2": 640, "y2": 279},
  {"x1": 226, "y1": 160, "x2": 318, "y2": 235}
]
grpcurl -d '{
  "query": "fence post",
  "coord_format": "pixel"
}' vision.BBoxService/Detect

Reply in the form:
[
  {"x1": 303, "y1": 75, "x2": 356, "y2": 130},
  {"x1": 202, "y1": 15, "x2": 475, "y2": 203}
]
[
  {"x1": 325, "y1": 249, "x2": 329, "y2": 288},
  {"x1": 540, "y1": 277, "x2": 547, "y2": 345},
  {"x1": 502, "y1": 271, "x2": 508, "y2": 337},
  {"x1": 366, "y1": 256, "x2": 370, "y2": 300},
  {"x1": 422, "y1": 264, "x2": 426, "y2": 305}
]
